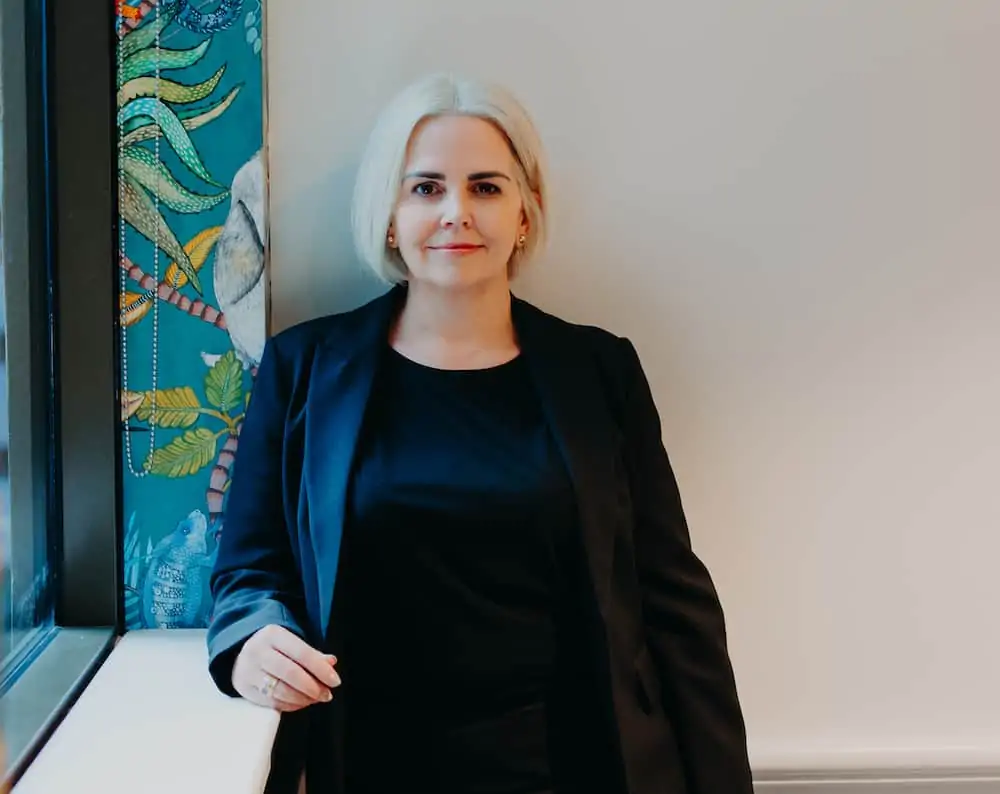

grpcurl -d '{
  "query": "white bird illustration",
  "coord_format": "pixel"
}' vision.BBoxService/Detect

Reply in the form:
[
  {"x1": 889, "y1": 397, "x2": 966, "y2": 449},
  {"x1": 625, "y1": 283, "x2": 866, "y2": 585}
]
[{"x1": 211, "y1": 150, "x2": 266, "y2": 370}]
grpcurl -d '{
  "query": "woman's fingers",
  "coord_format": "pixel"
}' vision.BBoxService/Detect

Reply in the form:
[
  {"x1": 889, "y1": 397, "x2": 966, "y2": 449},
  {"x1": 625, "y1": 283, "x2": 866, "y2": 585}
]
[
  {"x1": 236, "y1": 663, "x2": 312, "y2": 711},
  {"x1": 251, "y1": 668, "x2": 312, "y2": 711},
  {"x1": 270, "y1": 698, "x2": 306, "y2": 713},
  {"x1": 231, "y1": 624, "x2": 342, "y2": 713},
  {"x1": 261, "y1": 647, "x2": 332, "y2": 703},
  {"x1": 271, "y1": 628, "x2": 342, "y2": 690},
  {"x1": 267, "y1": 680, "x2": 313, "y2": 710}
]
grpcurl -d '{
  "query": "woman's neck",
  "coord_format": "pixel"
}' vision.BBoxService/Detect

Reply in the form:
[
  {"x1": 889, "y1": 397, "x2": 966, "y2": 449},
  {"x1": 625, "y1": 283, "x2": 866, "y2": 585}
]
[{"x1": 390, "y1": 279, "x2": 519, "y2": 370}]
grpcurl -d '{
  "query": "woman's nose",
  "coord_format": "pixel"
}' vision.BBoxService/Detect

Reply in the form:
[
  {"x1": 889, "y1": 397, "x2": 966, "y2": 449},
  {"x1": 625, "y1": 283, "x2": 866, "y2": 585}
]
[{"x1": 440, "y1": 192, "x2": 472, "y2": 228}]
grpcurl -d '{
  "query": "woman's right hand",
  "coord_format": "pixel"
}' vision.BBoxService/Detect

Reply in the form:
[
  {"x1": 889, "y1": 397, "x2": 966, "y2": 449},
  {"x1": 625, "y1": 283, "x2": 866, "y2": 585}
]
[{"x1": 231, "y1": 624, "x2": 342, "y2": 712}]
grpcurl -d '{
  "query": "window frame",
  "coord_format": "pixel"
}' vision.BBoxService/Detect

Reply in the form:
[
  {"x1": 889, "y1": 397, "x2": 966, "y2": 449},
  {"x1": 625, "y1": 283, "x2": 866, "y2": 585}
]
[
  {"x1": 1, "y1": 0, "x2": 121, "y2": 785},
  {"x1": 48, "y1": 0, "x2": 120, "y2": 629}
]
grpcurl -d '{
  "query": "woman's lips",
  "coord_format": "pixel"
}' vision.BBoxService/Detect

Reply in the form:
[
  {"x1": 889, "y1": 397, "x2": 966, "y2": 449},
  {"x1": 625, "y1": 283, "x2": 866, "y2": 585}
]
[{"x1": 429, "y1": 244, "x2": 483, "y2": 253}]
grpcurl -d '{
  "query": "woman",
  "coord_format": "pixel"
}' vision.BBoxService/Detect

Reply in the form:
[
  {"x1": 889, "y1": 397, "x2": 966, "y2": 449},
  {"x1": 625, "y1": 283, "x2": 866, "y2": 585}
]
[{"x1": 207, "y1": 73, "x2": 753, "y2": 794}]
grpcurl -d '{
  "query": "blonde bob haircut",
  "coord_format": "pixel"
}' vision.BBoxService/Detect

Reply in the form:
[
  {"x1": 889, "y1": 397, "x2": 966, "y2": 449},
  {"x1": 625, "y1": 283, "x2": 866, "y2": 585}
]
[{"x1": 351, "y1": 73, "x2": 549, "y2": 284}]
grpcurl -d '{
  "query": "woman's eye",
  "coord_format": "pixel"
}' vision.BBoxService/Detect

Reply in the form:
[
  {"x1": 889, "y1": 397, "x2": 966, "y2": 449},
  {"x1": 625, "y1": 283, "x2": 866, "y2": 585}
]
[
  {"x1": 472, "y1": 182, "x2": 501, "y2": 196},
  {"x1": 413, "y1": 182, "x2": 441, "y2": 197}
]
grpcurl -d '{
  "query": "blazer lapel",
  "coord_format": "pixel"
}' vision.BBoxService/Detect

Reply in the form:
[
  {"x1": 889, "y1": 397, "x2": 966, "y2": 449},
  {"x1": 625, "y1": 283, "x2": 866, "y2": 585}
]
[
  {"x1": 513, "y1": 297, "x2": 620, "y2": 617},
  {"x1": 303, "y1": 287, "x2": 401, "y2": 642}
]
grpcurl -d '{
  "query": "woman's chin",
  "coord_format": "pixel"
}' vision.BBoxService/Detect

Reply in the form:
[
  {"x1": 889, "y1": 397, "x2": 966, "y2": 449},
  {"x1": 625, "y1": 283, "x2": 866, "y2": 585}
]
[{"x1": 411, "y1": 262, "x2": 507, "y2": 292}]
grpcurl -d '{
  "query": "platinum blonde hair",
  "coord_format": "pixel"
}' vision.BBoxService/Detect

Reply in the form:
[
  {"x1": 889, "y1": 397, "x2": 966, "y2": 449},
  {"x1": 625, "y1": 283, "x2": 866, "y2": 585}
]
[{"x1": 351, "y1": 73, "x2": 549, "y2": 283}]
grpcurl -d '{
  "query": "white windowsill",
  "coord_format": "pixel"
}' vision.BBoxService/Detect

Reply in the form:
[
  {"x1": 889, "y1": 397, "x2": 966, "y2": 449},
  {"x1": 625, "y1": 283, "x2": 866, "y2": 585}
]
[
  {"x1": 12, "y1": 629, "x2": 281, "y2": 794},
  {"x1": 11, "y1": 628, "x2": 1000, "y2": 794}
]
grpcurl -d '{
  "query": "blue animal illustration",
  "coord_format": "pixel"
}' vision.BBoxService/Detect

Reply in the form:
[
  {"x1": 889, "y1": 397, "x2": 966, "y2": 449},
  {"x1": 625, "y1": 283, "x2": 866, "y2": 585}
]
[
  {"x1": 139, "y1": 509, "x2": 218, "y2": 628},
  {"x1": 161, "y1": 0, "x2": 243, "y2": 35}
]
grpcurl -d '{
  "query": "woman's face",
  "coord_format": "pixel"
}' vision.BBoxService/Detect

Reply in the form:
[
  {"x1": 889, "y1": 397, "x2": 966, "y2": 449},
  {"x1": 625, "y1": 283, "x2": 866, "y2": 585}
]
[{"x1": 391, "y1": 114, "x2": 528, "y2": 292}]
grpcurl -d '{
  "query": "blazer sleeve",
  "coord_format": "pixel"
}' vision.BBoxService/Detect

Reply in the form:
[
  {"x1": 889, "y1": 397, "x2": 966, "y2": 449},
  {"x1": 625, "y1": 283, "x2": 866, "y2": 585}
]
[
  {"x1": 206, "y1": 336, "x2": 308, "y2": 697},
  {"x1": 618, "y1": 337, "x2": 754, "y2": 793}
]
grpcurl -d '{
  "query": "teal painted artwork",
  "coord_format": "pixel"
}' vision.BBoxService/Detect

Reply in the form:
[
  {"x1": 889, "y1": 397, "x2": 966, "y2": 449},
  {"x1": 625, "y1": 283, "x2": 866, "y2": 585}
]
[{"x1": 116, "y1": 0, "x2": 267, "y2": 629}]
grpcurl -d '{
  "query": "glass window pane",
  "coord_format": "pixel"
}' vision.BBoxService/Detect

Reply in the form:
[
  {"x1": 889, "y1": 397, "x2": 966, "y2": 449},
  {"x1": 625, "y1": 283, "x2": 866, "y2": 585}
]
[{"x1": 0, "y1": 0, "x2": 55, "y2": 689}]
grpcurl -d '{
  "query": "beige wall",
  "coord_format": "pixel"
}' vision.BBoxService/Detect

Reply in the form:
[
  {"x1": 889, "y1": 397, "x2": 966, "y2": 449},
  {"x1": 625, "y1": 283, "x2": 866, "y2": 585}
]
[{"x1": 264, "y1": 1, "x2": 1000, "y2": 776}]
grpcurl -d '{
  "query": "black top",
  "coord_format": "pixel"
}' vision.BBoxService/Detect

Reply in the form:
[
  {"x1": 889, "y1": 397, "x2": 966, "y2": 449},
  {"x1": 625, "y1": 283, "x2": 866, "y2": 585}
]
[{"x1": 340, "y1": 346, "x2": 586, "y2": 793}]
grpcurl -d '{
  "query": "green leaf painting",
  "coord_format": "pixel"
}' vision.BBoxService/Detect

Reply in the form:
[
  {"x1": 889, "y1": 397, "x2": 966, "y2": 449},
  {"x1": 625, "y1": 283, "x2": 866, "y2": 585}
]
[
  {"x1": 118, "y1": 9, "x2": 175, "y2": 61},
  {"x1": 120, "y1": 172, "x2": 200, "y2": 291},
  {"x1": 145, "y1": 428, "x2": 219, "y2": 477},
  {"x1": 136, "y1": 387, "x2": 202, "y2": 428},
  {"x1": 116, "y1": 20, "x2": 239, "y2": 297},
  {"x1": 205, "y1": 352, "x2": 244, "y2": 412},
  {"x1": 118, "y1": 65, "x2": 227, "y2": 111},
  {"x1": 121, "y1": 147, "x2": 228, "y2": 214},
  {"x1": 118, "y1": 98, "x2": 220, "y2": 186},
  {"x1": 119, "y1": 40, "x2": 211, "y2": 84},
  {"x1": 122, "y1": 85, "x2": 242, "y2": 147}
]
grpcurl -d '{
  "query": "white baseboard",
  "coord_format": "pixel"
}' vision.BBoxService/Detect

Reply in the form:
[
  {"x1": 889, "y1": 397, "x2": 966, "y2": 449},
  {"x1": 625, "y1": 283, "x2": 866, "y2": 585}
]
[
  {"x1": 751, "y1": 744, "x2": 1000, "y2": 792},
  {"x1": 754, "y1": 769, "x2": 1000, "y2": 793}
]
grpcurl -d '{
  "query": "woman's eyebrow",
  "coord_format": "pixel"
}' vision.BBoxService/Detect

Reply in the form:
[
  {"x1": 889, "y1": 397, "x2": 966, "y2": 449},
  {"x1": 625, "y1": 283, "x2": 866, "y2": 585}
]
[
  {"x1": 468, "y1": 171, "x2": 511, "y2": 181},
  {"x1": 402, "y1": 170, "x2": 511, "y2": 181}
]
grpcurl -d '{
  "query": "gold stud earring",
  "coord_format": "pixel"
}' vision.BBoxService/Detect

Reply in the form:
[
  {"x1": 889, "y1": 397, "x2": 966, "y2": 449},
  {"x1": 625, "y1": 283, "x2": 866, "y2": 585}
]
[
  {"x1": 387, "y1": 233, "x2": 395, "y2": 246},
  {"x1": 517, "y1": 234, "x2": 526, "y2": 248}
]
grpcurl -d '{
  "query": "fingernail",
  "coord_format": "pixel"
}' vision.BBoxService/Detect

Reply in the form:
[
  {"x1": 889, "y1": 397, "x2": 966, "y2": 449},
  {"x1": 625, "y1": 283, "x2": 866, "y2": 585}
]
[
  {"x1": 331, "y1": 673, "x2": 342, "y2": 688},
  {"x1": 322, "y1": 690, "x2": 333, "y2": 702},
  {"x1": 327, "y1": 655, "x2": 338, "y2": 665}
]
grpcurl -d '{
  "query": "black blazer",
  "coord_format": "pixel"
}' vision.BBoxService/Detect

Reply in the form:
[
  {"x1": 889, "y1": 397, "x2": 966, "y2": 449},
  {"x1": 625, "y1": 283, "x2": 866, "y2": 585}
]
[{"x1": 207, "y1": 285, "x2": 753, "y2": 794}]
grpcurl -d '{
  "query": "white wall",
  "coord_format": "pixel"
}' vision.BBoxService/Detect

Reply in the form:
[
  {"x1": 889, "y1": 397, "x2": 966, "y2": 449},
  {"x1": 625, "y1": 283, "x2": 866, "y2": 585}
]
[{"x1": 264, "y1": 0, "x2": 1000, "y2": 781}]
